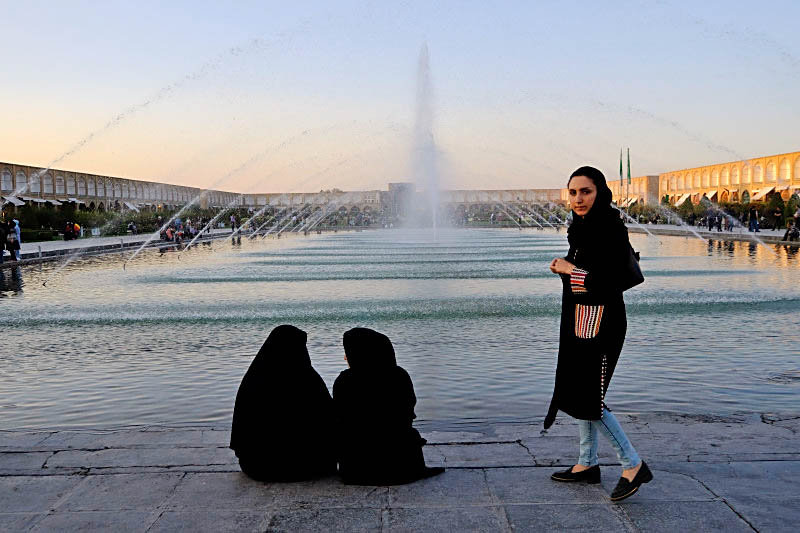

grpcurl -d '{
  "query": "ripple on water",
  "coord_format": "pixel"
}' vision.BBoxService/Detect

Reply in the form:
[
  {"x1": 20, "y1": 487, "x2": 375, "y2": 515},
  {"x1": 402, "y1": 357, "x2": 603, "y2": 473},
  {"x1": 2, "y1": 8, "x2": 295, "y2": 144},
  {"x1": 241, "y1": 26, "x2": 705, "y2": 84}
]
[{"x1": 1, "y1": 228, "x2": 799, "y2": 430}]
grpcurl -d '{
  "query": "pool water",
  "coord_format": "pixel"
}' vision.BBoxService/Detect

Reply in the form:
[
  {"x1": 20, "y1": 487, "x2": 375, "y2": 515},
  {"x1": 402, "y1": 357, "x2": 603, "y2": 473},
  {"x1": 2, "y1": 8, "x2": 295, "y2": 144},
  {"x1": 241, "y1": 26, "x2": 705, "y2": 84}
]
[{"x1": 2, "y1": 228, "x2": 799, "y2": 430}]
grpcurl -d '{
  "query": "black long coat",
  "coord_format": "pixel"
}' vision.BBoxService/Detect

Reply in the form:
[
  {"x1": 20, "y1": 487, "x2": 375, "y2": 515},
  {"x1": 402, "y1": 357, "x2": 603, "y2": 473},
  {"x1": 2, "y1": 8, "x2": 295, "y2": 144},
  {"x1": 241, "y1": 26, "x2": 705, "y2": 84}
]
[
  {"x1": 333, "y1": 328, "x2": 427, "y2": 485},
  {"x1": 545, "y1": 211, "x2": 631, "y2": 427},
  {"x1": 230, "y1": 325, "x2": 336, "y2": 481}
]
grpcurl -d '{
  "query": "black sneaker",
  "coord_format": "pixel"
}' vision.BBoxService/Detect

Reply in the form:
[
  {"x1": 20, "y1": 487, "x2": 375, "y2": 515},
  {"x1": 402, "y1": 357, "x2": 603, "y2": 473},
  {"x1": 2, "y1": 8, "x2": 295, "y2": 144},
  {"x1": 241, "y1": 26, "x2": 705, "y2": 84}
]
[
  {"x1": 610, "y1": 461, "x2": 653, "y2": 502},
  {"x1": 550, "y1": 464, "x2": 601, "y2": 484}
]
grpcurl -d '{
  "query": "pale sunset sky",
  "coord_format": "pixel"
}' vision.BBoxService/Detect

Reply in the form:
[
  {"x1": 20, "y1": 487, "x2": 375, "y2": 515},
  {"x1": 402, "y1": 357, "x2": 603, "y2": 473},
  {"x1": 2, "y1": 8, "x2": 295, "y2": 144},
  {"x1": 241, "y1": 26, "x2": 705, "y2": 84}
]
[{"x1": 2, "y1": 1, "x2": 799, "y2": 193}]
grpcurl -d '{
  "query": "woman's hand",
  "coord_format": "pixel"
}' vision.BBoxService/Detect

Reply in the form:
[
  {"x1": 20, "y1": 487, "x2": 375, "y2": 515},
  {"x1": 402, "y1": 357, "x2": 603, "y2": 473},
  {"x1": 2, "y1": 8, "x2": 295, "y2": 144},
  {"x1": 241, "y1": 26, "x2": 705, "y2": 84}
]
[{"x1": 549, "y1": 257, "x2": 576, "y2": 275}]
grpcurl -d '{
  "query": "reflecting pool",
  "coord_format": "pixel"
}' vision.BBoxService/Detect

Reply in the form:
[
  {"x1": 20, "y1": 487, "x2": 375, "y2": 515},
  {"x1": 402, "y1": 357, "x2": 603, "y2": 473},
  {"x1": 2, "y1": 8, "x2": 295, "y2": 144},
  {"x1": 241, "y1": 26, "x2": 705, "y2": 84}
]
[{"x1": 2, "y1": 228, "x2": 799, "y2": 430}]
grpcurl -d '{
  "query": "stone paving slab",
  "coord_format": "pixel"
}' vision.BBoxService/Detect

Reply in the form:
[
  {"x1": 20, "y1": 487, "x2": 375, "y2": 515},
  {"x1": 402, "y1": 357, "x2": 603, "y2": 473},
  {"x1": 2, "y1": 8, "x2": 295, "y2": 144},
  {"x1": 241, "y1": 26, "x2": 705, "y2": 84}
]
[
  {"x1": 29, "y1": 510, "x2": 159, "y2": 532},
  {"x1": 2, "y1": 414, "x2": 799, "y2": 531},
  {"x1": 148, "y1": 510, "x2": 268, "y2": 532},
  {"x1": 167, "y1": 472, "x2": 278, "y2": 511},
  {"x1": 44, "y1": 446, "x2": 236, "y2": 471},
  {"x1": 0, "y1": 476, "x2": 84, "y2": 513},
  {"x1": 0, "y1": 513, "x2": 45, "y2": 532},
  {"x1": 504, "y1": 503, "x2": 628, "y2": 531},
  {"x1": 427, "y1": 442, "x2": 535, "y2": 468},
  {"x1": 383, "y1": 507, "x2": 507, "y2": 532},
  {"x1": 485, "y1": 468, "x2": 608, "y2": 504},
  {"x1": 267, "y1": 508, "x2": 383, "y2": 533},
  {"x1": 0, "y1": 452, "x2": 54, "y2": 472},
  {"x1": 620, "y1": 501, "x2": 755, "y2": 533},
  {"x1": 56, "y1": 473, "x2": 185, "y2": 512},
  {"x1": 388, "y1": 469, "x2": 492, "y2": 508}
]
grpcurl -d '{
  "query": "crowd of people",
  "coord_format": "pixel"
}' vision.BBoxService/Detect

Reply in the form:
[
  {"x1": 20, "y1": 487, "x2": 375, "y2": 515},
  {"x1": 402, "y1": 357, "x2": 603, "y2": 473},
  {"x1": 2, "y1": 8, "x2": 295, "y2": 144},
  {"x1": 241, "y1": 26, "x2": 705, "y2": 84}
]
[
  {"x1": 62, "y1": 221, "x2": 81, "y2": 241},
  {"x1": 158, "y1": 215, "x2": 210, "y2": 243}
]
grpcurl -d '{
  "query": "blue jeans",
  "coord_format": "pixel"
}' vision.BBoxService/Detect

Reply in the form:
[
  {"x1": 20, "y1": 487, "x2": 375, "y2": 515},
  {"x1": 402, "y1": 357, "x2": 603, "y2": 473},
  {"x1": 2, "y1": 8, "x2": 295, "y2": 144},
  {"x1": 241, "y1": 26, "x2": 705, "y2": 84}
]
[{"x1": 578, "y1": 408, "x2": 641, "y2": 470}]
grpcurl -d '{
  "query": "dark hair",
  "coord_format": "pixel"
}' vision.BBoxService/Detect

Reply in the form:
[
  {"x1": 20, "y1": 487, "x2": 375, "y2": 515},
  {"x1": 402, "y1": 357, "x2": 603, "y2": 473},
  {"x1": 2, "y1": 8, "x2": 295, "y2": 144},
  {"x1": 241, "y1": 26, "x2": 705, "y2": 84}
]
[{"x1": 567, "y1": 166, "x2": 613, "y2": 210}]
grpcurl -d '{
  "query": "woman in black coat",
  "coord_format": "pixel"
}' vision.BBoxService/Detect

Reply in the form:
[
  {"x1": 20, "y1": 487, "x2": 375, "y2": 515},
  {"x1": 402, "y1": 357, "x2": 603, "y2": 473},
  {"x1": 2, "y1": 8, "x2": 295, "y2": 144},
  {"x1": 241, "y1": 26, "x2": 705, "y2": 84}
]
[
  {"x1": 230, "y1": 324, "x2": 336, "y2": 481},
  {"x1": 333, "y1": 327, "x2": 444, "y2": 485},
  {"x1": 545, "y1": 166, "x2": 653, "y2": 502}
]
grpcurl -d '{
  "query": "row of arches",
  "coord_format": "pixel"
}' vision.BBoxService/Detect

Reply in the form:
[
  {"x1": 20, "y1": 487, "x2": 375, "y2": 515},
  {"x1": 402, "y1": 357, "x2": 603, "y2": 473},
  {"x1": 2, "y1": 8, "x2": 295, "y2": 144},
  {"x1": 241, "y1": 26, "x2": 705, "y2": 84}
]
[
  {"x1": 0, "y1": 168, "x2": 237, "y2": 206},
  {"x1": 666, "y1": 187, "x2": 798, "y2": 206},
  {"x1": 661, "y1": 156, "x2": 800, "y2": 193}
]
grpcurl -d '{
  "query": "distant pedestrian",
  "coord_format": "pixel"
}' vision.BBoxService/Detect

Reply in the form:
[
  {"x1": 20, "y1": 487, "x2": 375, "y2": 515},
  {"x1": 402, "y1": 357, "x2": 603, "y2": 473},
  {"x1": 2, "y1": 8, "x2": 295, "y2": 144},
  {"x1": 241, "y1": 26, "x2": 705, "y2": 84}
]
[
  {"x1": 715, "y1": 215, "x2": 722, "y2": 232},
  {"x1": 772, "y1": 208, "x2": 783, "y2": 230},
  {"x1": 707, "y1": 215, "x2": 714, "y2": 231},
  {"x1": 8, "y1": 219, "x2": 21, "y2": 260},
  {"x1": 748, "y1": 206, "x2": 760, "y2": 232},
  {"x1": 783, "y1": 220, "x2": 799, "y2": 242},
  {"x1": 0, "y1": 219, "x2": 7, "y2": 263},
  {"x1": 64, "y1": 221, "x2": 75, "y2": 241}
]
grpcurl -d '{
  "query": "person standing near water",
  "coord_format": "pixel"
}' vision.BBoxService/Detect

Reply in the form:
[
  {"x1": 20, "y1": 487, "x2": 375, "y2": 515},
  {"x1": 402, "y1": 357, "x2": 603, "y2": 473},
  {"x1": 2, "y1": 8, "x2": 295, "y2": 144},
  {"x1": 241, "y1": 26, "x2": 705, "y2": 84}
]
[
  {"x1": 748, "y1": 206, "x2": 760, "y2": 232},
  {"x1": 8, "y1": 219, "x2": 21, "y2": 261},
  {"x1": 545, "y1": 166, "x2": 653, "y2": 502}
]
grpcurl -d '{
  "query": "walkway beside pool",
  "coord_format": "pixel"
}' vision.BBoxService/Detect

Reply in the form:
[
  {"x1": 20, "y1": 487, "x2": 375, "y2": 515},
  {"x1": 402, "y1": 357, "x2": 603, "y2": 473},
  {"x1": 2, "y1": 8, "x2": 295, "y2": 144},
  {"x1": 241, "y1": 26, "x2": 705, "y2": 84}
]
[
  {"x1": 3, "y1": 223, "x2": 797, "y2": 270},
  {"x1": 1, "y1": 413, "x2": 797, "y2": 531},
  {"x1": 14, "y1": 228, "x2": 234, "y2": 261},
  {"x1": 626, "y1": 223, "x2": 798, "y2": 246}
]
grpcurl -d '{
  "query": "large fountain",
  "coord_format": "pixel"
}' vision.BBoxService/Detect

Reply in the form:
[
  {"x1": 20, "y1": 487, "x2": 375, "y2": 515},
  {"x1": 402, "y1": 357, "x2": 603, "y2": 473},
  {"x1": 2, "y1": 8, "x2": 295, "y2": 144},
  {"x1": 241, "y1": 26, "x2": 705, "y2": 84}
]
[{"x1": 410, "y1": 43, "x2": 442, "y2": 238}]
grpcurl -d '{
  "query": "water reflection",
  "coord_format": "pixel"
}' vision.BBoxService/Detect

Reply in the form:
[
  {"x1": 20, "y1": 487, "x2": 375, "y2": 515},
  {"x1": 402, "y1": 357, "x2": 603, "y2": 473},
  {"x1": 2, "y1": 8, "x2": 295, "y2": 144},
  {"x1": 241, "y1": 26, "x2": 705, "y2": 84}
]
[{"x1": 0, "y1": 266, "x2": 24, "y2": 296}]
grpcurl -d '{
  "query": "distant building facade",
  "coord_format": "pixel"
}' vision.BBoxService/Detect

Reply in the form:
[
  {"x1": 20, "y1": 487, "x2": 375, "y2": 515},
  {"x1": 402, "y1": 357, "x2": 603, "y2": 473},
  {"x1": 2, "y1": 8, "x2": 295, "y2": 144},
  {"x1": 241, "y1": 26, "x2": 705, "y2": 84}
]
[
  {"x1": 558, "y1": 150, "x2": 800, "y2": 208},
  {"x1": 7, "y1": 149, "x2": 798, "y2": 215},
  {"x1": 0, "y1": 160, "x2": 568, "y2": 214},
  {"x1": 658, "y1": 150, "x2": 800, "y2": 206},
  {"x1": 0, "y1": 161, "x2": 237, "y2": 211}
]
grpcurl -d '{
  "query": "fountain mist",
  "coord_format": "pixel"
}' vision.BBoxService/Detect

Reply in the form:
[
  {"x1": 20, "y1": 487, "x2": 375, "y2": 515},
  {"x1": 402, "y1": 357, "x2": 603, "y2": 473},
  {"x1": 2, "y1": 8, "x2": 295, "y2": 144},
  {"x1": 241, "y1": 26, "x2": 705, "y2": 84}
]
[{"x1": 412, "y1": 43, "x2": 441, "y2": 239}]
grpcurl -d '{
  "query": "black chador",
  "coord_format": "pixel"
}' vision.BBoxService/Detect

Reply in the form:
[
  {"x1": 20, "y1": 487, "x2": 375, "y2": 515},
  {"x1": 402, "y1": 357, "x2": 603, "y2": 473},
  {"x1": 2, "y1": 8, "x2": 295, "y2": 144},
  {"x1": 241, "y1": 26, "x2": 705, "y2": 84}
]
[
  {"x1": 230, "y1": 325, "x2": 335, "y2": 481},
  {"x1": 333, "y1": 328, "x2": 443, "y2": 485},
  {"x1": 545, "y1": 202, "x2": 630, "y2": 428}
]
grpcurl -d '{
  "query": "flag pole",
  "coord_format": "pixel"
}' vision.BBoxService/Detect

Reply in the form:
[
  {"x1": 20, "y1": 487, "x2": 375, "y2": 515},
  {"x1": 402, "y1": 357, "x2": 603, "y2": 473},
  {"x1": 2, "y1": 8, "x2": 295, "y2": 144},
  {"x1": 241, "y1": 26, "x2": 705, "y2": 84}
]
[
  {"x1": 619, "y1": 148, "x2": 624, "y2": 213},
  {"x1": 626, "y1": 147, "x2": 631, "y2": 214}
]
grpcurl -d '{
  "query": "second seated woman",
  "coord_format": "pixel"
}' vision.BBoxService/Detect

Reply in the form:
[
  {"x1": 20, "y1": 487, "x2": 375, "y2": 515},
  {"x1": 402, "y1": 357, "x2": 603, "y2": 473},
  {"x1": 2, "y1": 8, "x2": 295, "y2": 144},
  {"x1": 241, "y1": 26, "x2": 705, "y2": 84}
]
[{"x1": 333, "y1": 327, "x2": 444, "y2": 485}]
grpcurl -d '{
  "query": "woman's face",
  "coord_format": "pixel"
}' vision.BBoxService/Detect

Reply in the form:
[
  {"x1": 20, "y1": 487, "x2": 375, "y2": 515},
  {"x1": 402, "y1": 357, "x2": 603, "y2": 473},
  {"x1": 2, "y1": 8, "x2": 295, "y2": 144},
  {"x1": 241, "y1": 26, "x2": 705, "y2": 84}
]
[{"x1": 568, "y1": 176, "x2": 597, "y2": 217}]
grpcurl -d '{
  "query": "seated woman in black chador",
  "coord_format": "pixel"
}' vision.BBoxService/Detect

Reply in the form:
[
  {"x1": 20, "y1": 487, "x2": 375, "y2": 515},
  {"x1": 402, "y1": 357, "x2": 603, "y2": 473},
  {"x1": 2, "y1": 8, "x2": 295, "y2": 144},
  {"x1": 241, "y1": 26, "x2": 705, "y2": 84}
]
[
  {"x1": 230, "y1": 324, "x2": 336, "y2": 481},
  {"x1": 333, "y1": 327, "x2": 444, "y2": 485}
]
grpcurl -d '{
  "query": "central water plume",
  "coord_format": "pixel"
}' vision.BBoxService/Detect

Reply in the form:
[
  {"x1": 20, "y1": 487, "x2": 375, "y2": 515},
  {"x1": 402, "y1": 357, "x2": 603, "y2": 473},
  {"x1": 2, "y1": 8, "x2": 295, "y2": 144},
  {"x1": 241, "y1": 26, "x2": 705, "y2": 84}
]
[{"x1": 412, "y1": 43, "x2": 441, "y2": 238}]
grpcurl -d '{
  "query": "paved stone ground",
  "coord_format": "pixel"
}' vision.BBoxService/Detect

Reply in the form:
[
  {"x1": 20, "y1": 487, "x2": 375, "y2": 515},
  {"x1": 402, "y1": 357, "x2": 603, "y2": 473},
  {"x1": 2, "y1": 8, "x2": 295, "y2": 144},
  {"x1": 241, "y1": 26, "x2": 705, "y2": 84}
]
[
  {"x1": 1, "y1": 226, "x2": 364, "y2": 268},
  {"x1": 1, "y1": 413, "x2": 798, "y2": 531},
  {"x1": 13, "y1": 228, "x2": 233, "y2": 259}
]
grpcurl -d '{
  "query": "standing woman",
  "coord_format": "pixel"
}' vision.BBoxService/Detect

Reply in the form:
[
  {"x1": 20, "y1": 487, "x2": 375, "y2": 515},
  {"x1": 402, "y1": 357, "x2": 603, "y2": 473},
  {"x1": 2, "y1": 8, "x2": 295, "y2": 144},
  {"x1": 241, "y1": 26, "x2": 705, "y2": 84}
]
[{"x1": 545, "y1": 166, "x2": 653, "y2": 502}]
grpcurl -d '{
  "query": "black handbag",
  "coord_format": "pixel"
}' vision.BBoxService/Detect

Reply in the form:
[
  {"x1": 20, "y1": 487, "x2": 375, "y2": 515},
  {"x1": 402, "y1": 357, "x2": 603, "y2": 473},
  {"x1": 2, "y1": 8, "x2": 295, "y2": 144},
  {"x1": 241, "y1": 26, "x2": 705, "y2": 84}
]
[{"x1": 621, "y1": 245, "x2": 644, "y2": 291}]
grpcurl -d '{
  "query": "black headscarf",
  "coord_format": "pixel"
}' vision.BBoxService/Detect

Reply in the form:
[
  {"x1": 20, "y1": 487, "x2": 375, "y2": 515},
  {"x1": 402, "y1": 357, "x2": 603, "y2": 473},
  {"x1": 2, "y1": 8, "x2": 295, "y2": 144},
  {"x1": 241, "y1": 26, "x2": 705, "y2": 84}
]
[
  {"x1": 230, "y1": 324, "x2": 332, "y2": 459},
  {"x1": 250, "y1": 324, "x2": 312, "y2": 373},
  {"x1": 566, "y1": 166, "x2": 623, "y2": 248},
  {"x1": 343, "y1": 327, "x2": 397, "y2": 370}
]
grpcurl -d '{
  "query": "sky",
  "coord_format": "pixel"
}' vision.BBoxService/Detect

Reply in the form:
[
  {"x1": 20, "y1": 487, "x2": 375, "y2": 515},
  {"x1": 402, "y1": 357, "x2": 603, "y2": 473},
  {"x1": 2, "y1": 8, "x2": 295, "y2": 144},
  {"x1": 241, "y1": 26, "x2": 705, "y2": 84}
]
[{"x1": 2, "y1": 0, "x2": 799, "y2": 193}]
